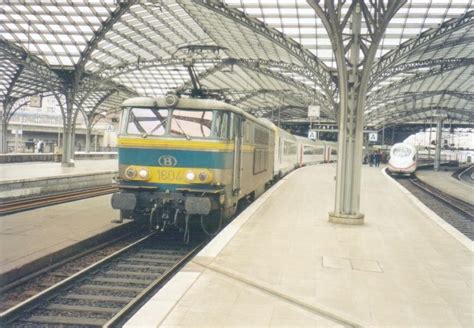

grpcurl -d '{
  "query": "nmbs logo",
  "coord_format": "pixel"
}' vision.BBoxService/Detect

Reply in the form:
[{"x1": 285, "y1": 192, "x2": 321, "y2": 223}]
[{"x1": 158, "y1": 155, "x2": 177, "y2": 167}]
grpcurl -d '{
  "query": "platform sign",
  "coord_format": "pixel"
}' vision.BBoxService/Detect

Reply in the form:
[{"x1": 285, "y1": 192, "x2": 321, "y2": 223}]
[
  {"x1": 29, "y1": 95, "x2": 42, "y2": 108},
  {"x1": 308, "y1": 130, "x2": 317, "y2": 140},
  {"x1": 308, "y1": 105, "x2": 320, "y2": 118},
  {"x1": 369, "y1": 133, "x2": 378, "y2": 142}
]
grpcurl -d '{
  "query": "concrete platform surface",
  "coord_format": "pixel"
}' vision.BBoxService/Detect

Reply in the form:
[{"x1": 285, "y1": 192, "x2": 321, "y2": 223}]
[
  {"x1": 0, "y1": 159, "x2": 117, "y2": 183},
  {"x1": 126, "y1": 164, "x2": 473, "y2": 328},
  {"x1": 416, "y1": 169, "x2": 473, "y2": 204},
  {"x1": 0, "y1": 195, "x2": 125, "y2": 278}
]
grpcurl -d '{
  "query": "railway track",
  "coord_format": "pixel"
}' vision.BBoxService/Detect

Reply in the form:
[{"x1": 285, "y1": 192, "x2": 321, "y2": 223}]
[
  {"x1": 0, "y1": 232, "x2": 204, "y2": 327},
  {"x1": 408, "y1": 177, "x2": 473, "y2": 220},
  {"x1": 0, "y1": 185, "x2": 118, "y2": 216},
  {"x1": 454, "y1": 164, "x2": 474, "y2": 184}
]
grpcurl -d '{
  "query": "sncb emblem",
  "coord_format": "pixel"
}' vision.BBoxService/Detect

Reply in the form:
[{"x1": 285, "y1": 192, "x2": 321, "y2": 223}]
[{"x1": 158, "y1": 155, "x2": 177, "y2": 167}]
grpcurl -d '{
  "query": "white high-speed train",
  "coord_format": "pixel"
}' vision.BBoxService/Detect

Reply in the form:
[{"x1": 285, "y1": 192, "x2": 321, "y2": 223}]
[{"x1": 387, "y1": 143, "x2": 418, "y2": 175}]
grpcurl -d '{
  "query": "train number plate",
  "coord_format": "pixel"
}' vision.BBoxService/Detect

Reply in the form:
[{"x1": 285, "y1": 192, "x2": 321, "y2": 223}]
[{"x1": 155, "y1": 168, "x2": 185, "y2": 183}]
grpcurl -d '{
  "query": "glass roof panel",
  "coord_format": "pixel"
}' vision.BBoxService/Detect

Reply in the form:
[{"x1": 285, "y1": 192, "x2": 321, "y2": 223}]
[{"x1": 0, "y1": 0, "x2": 472, "y2": 124}]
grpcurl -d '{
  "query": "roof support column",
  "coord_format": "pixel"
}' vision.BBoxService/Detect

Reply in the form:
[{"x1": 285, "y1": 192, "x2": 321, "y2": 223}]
[
  {"x1": 0, "y1": 119, "x2": 8, "y2": 154},
  {"x1": 331, "y1": 2, "x2": 365, "y2": 224},
  {"x1": 85, "y1": 125, "x2": 92, "y2": 153},
  {"x1": 308, "y1": 0, "x2": 405, "y2": 224},
  {"x1": 0, "y1": 102, "x2": 12, "y2": 154},
  {"x1": 434, "y1": 117, "x2": 445, "y2": 171},
  {"x1": 61, "y1": 86, "x2": 76, "y2": 167}
]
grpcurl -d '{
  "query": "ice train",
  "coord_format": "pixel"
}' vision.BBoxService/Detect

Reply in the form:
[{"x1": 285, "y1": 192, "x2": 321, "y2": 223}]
[{"x1": 387, "y1": 143, "x2": 418, "y2": 175}]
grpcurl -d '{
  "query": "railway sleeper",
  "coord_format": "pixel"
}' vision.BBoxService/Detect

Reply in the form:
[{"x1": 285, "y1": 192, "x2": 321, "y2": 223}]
[
  {"x1": 121, "y1": 257, "x2": 177, "y2": 264},
  {"x1": 103, "y1": 270, "x2": 159, "y2": 279},
  {"x1": 58, "y1": 294, "x2": 131, "y2": 303},
  {"x1": 45, "y1": 303, "x2": 118, "y2": 314},
  {"x1": 79, "y1": 284, "x2": 143, "y2": 293},
  {"x1": 137, "y1": 248, "x2": 189, "y2": 255},
  {"x1": 131, "y1": 252, "x2": 185, "y2": 260},
  {"x1": 19, "y1": 314, "x2": 106, "y2": 326},
  {"x1": 92, "y1": 276, "x2": 153, "y2": 285},
  {"x1": 114, "y1": 263, "x2": 168, "y2": 272}
]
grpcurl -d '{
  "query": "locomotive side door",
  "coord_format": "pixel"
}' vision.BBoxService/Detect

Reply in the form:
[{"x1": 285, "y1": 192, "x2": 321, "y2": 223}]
[{"x1": 232, "y1": 115, "x2": 242, "y2": 194}]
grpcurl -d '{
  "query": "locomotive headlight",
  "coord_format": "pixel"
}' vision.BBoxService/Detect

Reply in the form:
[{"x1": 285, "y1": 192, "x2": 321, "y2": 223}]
[
  {"x1": 198, "y1": 171, "x2": 208, "y2": 182},
  {"x1": 185, "y1": 171, "x2": 195, "y2": 181},
  {"x1": 125, "y1": 167, "x2": 137, "y2": 179},
  {"x1": 138, "y1": 168, "x2": 150, "y2": 180}
]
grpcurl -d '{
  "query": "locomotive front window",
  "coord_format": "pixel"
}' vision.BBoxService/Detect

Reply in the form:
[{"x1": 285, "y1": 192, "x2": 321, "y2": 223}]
[
  {"x1": 126, "y1": 107, "x2": 169, "y2": 136},
  {"x1": 170, "y1": 110, "x2": 213, "y2": 138}
]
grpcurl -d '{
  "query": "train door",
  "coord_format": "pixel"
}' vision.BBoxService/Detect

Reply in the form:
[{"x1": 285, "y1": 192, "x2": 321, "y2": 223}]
[{"x1": 232, "y1": 115, "x2": 242, "y2": 193}]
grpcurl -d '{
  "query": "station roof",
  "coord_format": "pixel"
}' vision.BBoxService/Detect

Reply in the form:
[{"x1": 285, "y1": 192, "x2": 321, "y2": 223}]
[{"x1": 0, "y1": 0, "x2": 472, "y2": 128}]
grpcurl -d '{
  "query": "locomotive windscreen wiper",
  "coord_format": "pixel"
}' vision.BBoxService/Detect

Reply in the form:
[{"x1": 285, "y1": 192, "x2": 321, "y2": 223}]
[{"x1": 174, "y1": 118, "x2": 191, "y2": 140}]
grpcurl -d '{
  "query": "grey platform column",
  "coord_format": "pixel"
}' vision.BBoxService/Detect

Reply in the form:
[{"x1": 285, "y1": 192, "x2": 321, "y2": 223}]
[
  {"x1": 61, "y1": 86, "x2": 76, "y2": 167},
  {"x1": 1, "y1": 101, "x2": 13, "y2": 154},
  {"x1": 434, "y1": 117, "x2": 445, "y2": 171},
  {"x1": 0, "y1": 117, "x2": 8, "y2": 154},
  {"x1": 85, "y1": 125, "x2": 92, "y2": 153},
  {"x1": 308, "y1": 0, "x2": 405, "y2": 224}
]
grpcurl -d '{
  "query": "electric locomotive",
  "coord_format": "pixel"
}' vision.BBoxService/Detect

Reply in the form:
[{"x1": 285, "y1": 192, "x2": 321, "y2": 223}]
[{"x1": 111, "y1": 95, "x2": 274, "y2": 240}]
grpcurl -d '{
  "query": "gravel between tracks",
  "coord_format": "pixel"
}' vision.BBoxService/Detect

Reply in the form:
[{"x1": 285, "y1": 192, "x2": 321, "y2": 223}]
[
  {"x1": 396, "y1": 177, "x2": 473, "y2": 240},
  {"x1": 0, "y1": 232, "x2": 150, "y2": 313}
]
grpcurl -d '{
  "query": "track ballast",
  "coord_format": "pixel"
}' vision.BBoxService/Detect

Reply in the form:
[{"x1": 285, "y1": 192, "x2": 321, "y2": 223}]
[{"x1": 0, "y1": 232, "x2": 204, "y2": 327}]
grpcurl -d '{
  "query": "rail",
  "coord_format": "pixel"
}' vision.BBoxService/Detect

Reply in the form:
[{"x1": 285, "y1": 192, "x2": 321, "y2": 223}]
[
  {"x1": 408, "y1": 177, "x2": 473, "y2": 220},
  {"x1": 0, "y1": 232, "x2": 204, "y2": 327},
  {"x1": 0, "y1": 185, "x2": 118, "y2": 216}
]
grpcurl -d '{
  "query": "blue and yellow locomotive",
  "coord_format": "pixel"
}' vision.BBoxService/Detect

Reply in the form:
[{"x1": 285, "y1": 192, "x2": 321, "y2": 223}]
[{"x1": 112, "y1": 95, "x2": 275, "y2": 239}]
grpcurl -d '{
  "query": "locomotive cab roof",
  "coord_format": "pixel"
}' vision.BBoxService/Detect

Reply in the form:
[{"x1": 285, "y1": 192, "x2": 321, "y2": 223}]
[{"x1": 121, "y1": 96, "x2": 274, "y2": 130}]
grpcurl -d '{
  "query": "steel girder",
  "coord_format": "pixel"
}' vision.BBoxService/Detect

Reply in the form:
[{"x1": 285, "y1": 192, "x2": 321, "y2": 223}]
[
  {"x1": 370, "y1": 58, "x2": 474, "y2": 88},
  {"x1": 184, "y1": 0, "x2": 334, "y2": 96},
  {"x1": 0, "y1": 39, "x2": 63, "y2": 98},
  {"x1": 371, "y1": 106, "x2": 473, "y2": 128},
  {"x1": 232, "y1": 59, "x2": 333, "y2": 118},
  {"x1": 249, "y1": 105, "x2": 309, "y2": 120},
  {"x1": 367, "y1": 59, "x2": 474, "y2": 105},
  {"x1": 367, "y1": 90, "x2": 474, "y2": 110},
  {"x1": 100, "y1": 56, "x2": 333, "y2": 117},
  {"x1": 76, "y1": 1, "x2": 134, "y2": 79},
  {"x1": 232, "y1": 90, "x2": 291, "y2": 105},
  {"x1": 370, "y1": 11, "x2": 474, "y2": 88}
]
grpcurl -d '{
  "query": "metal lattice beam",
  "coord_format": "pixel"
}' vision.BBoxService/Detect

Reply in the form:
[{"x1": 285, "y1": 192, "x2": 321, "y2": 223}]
[
  {"x1": 371, "y1": 106, "x2": 473, "y2": 128},
  {"x1": 370, "y1": 57, "x2": 474, "y2": 87},
  {"x1": 0, "y1": 39, "x2": 62, "y2": 95},
  {"x1": 75, "y1": 2, "x2": 134, "y2": 81},
  {"x1": 185, "y1": 0, "x2": 334, "y2": 95},
  {"x1": 367, "y1": 90, "x2": 474, "y2": 110},
  {"x1": 370, "y1": 11, "x2": 474, "y2": 87},
  {"x1": 367, "y1": 59, "x2": 474, "y2": 105}
]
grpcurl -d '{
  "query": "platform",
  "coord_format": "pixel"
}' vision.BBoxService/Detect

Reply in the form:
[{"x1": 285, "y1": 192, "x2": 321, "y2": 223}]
[
  {"x1": 0, "y1": 195, "x2": 130, "y2": 287},
  {"x1": 125, "y1": 164, "x2": 473, "y2": 327},
  {"x1": 0, "y1": 152, "x2": 117, "y2": 164},
  {"x1": 0, "y1": 159, "x2": 117, "y2": 182},
  {"x1": 416, "y1": 169, "x2": 473, "y2": 204},
  {"x1": 0, "y1": 159, "x2": 118, "y2": 200}
]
